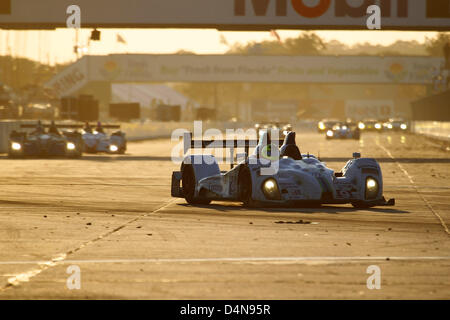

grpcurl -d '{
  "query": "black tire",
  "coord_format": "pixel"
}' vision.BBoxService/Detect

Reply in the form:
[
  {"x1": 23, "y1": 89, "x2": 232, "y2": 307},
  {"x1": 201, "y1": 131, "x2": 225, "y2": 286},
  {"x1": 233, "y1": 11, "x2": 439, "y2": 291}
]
[
  {"x1": 238, "y1": 166, "x2": 255, "y2": 207},
  {"x1": 181, "y1": 164, "x2": 211, "y2": 205}
]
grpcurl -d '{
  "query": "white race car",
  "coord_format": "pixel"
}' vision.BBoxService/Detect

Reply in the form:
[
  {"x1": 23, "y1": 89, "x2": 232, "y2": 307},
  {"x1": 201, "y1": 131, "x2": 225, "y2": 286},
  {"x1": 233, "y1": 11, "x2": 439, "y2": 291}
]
[
  {"x1": 82, "y1": 124, "x2": 127, "y2": 154},
  {"x1": 171, "y1": 131, "x2": 395, "y2": 208}
]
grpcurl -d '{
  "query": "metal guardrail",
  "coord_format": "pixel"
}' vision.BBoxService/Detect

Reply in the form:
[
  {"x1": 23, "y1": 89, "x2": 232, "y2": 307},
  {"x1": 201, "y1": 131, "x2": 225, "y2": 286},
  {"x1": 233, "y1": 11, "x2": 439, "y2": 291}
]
[{"x1": 412, "y1": 121, "x2": 450, "y2": 141}]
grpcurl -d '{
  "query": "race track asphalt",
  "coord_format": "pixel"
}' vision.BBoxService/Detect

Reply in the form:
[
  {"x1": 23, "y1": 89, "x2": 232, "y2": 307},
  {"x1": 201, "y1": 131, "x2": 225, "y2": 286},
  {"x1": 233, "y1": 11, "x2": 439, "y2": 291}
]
[{"x1": 0, "y1": 131, "x2": 449, "y2": 299}]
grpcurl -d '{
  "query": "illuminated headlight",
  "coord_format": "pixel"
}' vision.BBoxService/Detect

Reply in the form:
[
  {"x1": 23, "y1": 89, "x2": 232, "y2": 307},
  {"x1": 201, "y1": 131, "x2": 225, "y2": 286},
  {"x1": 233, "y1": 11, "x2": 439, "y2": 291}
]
[
  {"x1": 400, "y1": 124, "x2": 407, "y2": 130},
  {"x1": 283, "y1": 130, "x2": 289, "y2": 136},
  {"x1": 358, "y1": 122, "x2": 365, "y2": 130},
  {"x1": 387, "y1": 124, "x2": 393, "y2": 129},
  {"x1": 262, "y1": 178, "x2": 281, "y2": 200},
  {"x1": 318, "y1": 122, "x2": 325, "y2": 130},
  {"x1": 375, "y1": 123, "x2": 382, "y2": 129},
  {"x1": 109, "y1": 145, "x2": 118, "y2": 152},
  {"x1": 66, "y1": 142, "x2": 76, "y2": 150},
  {"x1": 365, "y1": 177, "x2": 379, "y2": 200},
  {"x1": 11, "y1": 142, "x2": 21, "y2": 151},
  {"x1": 326, "y1": 130, "x2": 334, "y2": 137}
]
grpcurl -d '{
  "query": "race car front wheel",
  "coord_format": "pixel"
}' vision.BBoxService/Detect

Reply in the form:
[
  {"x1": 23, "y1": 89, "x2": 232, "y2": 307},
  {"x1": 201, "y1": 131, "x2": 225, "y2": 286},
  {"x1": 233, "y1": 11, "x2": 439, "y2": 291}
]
[
  {"x1": 181, "y1": 164, "x2": 211, "y2": 205},
  {"x1": 238, "y1": 166, "x2": 255, "y2": 207}
]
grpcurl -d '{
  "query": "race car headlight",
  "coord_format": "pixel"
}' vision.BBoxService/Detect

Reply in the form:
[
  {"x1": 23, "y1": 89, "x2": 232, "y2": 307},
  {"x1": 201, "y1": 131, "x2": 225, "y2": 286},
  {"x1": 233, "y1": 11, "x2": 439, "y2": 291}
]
[
  {"x1": 387, "y1": 124, "x2": 393, "y2": 129},
  {"x1": 11, "y1": 142, "x2": 21, "y2": 151},
  {"x1": 400, "y1": 124, "x2": 407, "y2": 130},
  {"x1": 375, "y1": 123, "x2": 382, "y2": 129},
  {"x1": 358, "y1": 122, "x2": 365, "y2": 130},
  {"x1": 262, "y1": 178, "x2": 281, "y2": 200},
  {"x1": 109, "y1": 145, "x2": 118, "y2": 152},
  {"x1": 326, "y1": 130, "x2": 334, "y2": 137},
  {"x1": 365, "y1": 177, "x2": 379, "y2": 200},
  {"x1": 66, "y1": 142, "x2": 76, "y2": 150},
  {"x1": 318, "y1": 122, "x2": 325, "y2": 130}
]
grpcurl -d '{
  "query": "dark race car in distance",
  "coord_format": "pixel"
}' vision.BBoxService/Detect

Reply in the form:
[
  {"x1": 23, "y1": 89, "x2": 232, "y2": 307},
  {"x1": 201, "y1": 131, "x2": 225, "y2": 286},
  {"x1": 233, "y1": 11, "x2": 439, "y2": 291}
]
[
  {"x1": 383, "y1": 119, "x2": 410, "y2": 132},
  {"x1": 8, "y1": 122, "x2": 83, "y2": 158},
  {"x1": 317, "y1": 119, "x2": 340, "y2": 133},
  {"x1": 255, "y1": 122, "x2": 292, "y2": 140},
  {"x1": 358, "y1": 119, "x2": 383, "y2": 132},
  {"x1": 325, "y1": 122, "x2": 360, "y2": 140}
]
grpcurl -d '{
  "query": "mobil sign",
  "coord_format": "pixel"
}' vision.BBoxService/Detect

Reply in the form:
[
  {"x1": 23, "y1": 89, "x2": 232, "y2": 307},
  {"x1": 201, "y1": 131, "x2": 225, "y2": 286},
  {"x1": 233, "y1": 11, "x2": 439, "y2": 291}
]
[{"x1": 232, "y1": 0, "x2": 450, "y2": 30}]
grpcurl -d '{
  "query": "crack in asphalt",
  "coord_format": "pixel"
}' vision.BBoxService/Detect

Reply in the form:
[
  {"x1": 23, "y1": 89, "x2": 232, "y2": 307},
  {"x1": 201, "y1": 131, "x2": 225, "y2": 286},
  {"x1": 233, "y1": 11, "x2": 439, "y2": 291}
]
[
  {"x1": 375, "y1": 138, "x2": 449, "y2": 236},
  {"x1": 0, "y1": 199, "x2": 177, "y2": 292}
]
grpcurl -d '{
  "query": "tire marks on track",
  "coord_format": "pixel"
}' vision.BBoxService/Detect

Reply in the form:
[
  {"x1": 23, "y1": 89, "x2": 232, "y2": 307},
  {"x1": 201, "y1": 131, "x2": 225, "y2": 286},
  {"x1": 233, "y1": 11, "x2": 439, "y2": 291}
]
[
  {"x1": 0, "y1": 199, "x2": 178, "y2": 292},
  {"x1": 374, "y1": 137, "x2": 449, "y2": 236}
]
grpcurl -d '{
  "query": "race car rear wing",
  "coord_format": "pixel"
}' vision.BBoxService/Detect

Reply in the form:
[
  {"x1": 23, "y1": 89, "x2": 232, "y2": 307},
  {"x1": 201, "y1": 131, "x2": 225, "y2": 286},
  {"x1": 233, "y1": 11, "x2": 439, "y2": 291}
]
[{"x1": 182, "y1": 132, "x2": 284, "y2": 169}]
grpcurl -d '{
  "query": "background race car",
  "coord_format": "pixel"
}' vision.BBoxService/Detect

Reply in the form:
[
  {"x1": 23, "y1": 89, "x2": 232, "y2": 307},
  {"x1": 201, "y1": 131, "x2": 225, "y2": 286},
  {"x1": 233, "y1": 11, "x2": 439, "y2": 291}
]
[
  {"x1": 358, "y1": 119, "x2": 383, "y2": 132},
  {"x1": 255, "y1": 122, "x2": 292, "y2": 140},
  {"x1": 325, "y1": 123, "x2": 360, "y2": 140},
  {"x1": 82, "y1": 123, "x2": 127, "y2": 154},
  {"x1": 172, "y1": 131, "x2": 394, "y2": 208},
  {"x1": 8, "y1": 122, "x2": 83, "y2": 158},
  {"x1": 317, "y1": 119, "x2": 340, "y2": 133},
  {"x1": 383, "y1": 118, "x2": 410, "y2": 132}
]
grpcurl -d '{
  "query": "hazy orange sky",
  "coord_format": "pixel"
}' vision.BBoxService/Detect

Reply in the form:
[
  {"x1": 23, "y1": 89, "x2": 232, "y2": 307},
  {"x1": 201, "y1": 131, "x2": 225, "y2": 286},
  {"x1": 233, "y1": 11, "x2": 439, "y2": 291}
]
[{"x1": 0, "y1": 28, "x2": 438, "y2": 65}]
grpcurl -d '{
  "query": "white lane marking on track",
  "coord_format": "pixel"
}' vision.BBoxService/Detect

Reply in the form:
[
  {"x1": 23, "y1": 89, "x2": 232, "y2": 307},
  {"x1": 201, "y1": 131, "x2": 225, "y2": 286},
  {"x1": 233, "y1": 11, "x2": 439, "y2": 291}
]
[
  {"x1": 0, "y1": 256, "x2": 449, "y2": 266},
  {"x1": 0, "y1": 199, "x2": 178, "y2": 291},
  {"x1": 375, "y1": 138, "x2": 450, "y2": 236}
]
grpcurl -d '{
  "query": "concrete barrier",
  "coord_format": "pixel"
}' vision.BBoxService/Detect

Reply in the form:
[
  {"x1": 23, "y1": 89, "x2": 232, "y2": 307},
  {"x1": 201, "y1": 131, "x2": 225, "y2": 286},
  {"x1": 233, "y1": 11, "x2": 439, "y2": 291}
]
[{"x1": 412, "y1": 121, "x2": 450, "y2": 141}]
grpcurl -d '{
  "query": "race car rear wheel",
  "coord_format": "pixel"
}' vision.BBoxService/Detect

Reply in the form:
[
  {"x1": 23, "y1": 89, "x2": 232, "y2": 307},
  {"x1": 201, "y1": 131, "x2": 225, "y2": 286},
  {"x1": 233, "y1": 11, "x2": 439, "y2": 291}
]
[
  {"x1": 181, "y1": 164, "x2": 211, "y2": 205},
  {"x1": 238, "y1": 166, "x2": 255, "y2": 207}
]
